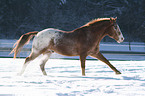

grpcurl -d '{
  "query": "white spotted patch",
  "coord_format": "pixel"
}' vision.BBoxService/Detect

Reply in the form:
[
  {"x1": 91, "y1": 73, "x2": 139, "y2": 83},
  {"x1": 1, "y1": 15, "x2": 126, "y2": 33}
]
[{"x1": 32, "y1": 28, "x2": 60, "y2": 51}]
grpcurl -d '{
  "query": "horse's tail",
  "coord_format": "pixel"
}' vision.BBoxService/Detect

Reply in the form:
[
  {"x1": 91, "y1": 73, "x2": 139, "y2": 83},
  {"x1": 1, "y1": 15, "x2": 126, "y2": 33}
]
[{"x1": 10, "y1": 31, "x2": 38, "y2": 58}]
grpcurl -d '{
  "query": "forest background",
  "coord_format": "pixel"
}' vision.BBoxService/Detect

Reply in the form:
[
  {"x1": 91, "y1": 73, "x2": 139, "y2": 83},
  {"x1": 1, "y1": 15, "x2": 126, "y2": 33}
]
[{"x1": 0, "y1": 0, "x2": 144, "y2": 42}]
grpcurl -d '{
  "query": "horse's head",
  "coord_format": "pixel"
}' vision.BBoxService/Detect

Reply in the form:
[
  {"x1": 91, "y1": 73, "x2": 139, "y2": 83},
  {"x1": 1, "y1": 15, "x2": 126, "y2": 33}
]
[{"x1": 106, "y1": 17, "x2": 124, "y2": 43}]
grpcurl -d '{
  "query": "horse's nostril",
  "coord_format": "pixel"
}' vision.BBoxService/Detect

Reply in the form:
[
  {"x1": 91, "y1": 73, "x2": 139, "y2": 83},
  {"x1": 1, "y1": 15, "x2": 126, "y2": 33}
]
[{"x1": 121, "y1": 38, "x2": 124, "y2": 41}]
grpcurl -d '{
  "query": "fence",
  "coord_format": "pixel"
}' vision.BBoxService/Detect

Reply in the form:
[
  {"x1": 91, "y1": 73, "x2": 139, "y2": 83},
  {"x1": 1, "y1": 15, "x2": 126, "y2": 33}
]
[{"x1": 0, "y1": 39, "x2": 145, "y2": 60}]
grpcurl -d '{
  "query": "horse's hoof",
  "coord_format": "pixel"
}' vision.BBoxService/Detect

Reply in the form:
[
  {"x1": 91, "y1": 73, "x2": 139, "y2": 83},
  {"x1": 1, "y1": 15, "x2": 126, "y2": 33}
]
[
  {"x1": 43, "y1": 74, "x2": 47, "y2": 76},
  {"x1": 116, "y1": 71, "x2": 121, "y2": 75},
  {"x1": 82, "y1": 74, "x2": 86, "y2": 76}
]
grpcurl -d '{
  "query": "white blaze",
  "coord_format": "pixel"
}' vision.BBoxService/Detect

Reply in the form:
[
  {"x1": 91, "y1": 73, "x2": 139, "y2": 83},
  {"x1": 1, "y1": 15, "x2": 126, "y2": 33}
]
[{"x1": 116, "y1": 25, "x2": 124, "y2": 43}]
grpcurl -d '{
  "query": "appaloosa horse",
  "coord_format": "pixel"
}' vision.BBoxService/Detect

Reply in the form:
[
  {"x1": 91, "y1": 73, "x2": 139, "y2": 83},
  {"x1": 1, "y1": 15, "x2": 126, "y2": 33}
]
[{"x1": 10, "y1": 17, "x2": 124, "y2": 76}]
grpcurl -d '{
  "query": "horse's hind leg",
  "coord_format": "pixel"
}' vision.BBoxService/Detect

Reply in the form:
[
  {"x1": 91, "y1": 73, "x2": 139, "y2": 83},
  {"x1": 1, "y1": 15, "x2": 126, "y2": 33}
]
[
  {"x1": 90, "y1": 52, "x2": 121, "y2": 74},
  {"x1": 17, "y1": 50, "x2": 40, "y2": 75},
  {"x1": 39, "y1": 50, "x2": 53, "y2": 75}
]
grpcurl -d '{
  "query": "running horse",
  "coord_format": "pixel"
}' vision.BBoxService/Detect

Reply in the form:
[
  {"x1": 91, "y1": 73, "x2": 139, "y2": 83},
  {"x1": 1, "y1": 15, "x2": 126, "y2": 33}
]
[{"x1": 10, "y1": 17, "x2": 124, "y2": 76}]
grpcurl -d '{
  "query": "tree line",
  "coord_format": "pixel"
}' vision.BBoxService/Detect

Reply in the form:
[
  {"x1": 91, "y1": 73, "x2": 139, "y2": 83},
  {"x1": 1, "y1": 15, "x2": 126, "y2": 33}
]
[{"x1": 0, "y1": 0, "x2": 144, "y2": 42}]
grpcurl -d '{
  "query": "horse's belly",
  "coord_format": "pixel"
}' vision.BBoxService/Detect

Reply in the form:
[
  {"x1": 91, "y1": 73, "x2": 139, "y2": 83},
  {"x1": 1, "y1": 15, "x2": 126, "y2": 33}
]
[
  {"x1": 56, "y1": 51, "x2": 78, "y2": 56},
  {"x1": 52, "y1": 44, "x2": 79, "y2": 56}
]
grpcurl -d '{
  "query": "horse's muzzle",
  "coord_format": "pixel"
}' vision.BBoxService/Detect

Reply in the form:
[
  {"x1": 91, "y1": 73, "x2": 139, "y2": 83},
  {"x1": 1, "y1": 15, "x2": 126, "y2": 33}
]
[{"x1": 117, "y1": 37, "x2": 124, "y2": 43}]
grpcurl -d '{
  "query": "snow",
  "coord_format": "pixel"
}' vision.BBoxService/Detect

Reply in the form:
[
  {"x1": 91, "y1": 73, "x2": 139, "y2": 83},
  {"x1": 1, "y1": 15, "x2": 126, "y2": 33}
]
[{"x1": 0, "y1": 58, "x2": 145, "y2": 96}]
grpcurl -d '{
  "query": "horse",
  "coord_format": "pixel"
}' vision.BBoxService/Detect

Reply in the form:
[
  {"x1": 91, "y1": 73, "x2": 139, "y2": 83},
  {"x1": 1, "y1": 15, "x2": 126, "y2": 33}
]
[{"x1": 10, "y1": 17, "x2": 124, "y2": 76}]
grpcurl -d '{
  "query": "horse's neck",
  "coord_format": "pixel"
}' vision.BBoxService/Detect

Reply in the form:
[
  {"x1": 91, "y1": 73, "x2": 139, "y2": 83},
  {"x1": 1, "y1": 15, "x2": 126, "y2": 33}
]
[{"x1": 90, "y1": 21, "x2": 110, "y2": 42}]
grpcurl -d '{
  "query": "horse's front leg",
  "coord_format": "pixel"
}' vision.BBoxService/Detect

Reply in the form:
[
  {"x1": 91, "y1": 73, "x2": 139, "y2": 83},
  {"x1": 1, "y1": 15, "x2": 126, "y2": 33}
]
[
  {"x1": 80, "y1": 54, "x2": 87, "y2": 76},
  {"x1": 90, "y1": 52, "x2": 121, "y2": 74}
]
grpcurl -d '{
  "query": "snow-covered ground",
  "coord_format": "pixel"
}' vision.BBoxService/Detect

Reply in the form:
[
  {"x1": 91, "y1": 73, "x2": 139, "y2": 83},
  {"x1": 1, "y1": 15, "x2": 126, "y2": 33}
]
[{"x1": 0, "y1": 58, "x2": 145, "y2": 96}]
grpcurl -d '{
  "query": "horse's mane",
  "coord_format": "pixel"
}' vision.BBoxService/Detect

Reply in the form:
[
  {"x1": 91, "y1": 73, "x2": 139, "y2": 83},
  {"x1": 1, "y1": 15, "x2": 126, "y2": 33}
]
[
  {"x1": 68, "y1": 17, "x2": 116, "y2": 32},
  {"x1": 84, "y1": 18, "x2": 110, "y2": 26}
]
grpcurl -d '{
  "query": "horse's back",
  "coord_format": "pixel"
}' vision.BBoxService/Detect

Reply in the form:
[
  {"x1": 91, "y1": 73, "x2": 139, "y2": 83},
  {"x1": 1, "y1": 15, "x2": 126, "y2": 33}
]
[
  {"x1": 32, "y1": 28, "x2": 79, "y2": 56},
  {"x1": 36, "y1": 28, "x2": 60, "y2": 37}
]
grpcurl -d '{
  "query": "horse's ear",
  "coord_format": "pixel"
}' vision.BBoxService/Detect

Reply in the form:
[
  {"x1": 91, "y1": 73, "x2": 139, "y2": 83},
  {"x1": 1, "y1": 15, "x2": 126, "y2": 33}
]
[
  {"x1": 110, "y1": 17, "x2": 113, "y2": 21},
  {"x1": 110, "y1": 17, "x2": 114, "y2": 23},
  {"x1": 110, "y1": 17, "x2": 117, "y2": 23},
  {"x1": 115, "y1": 17, "x2": 117, "y2": 21}
]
